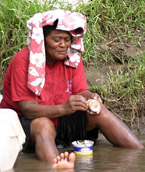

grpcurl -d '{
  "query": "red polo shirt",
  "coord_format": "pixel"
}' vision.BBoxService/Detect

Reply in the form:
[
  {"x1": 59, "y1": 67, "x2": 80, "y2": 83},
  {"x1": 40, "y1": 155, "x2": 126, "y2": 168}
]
[{"x1": 1, "y1": 46, "x2": 88, "y2": 124}]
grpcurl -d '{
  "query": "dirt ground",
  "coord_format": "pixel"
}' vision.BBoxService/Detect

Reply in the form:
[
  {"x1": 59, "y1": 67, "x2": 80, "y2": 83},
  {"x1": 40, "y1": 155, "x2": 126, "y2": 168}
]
[{"x1": 85, "y1": 38, "x2": 145, "y2": 135}]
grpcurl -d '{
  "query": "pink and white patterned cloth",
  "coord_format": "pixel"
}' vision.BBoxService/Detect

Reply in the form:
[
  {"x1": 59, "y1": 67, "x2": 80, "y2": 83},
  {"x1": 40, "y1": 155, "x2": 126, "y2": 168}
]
[{"x1": 27, "y1": 9, "x2": 87, "y2": 95}]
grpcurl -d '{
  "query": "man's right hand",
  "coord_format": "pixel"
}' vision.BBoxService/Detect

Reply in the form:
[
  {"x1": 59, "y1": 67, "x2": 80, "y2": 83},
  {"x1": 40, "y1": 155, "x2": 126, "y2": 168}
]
[{"x1": 62, "y1": 95, "x2": 88, "y2": 115}]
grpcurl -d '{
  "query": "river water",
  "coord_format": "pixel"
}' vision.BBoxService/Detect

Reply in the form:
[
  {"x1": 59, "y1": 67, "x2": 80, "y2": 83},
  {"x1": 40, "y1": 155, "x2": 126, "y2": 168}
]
[{"x1": 8, "y1": 135, "x2": 145, "y2": 172}]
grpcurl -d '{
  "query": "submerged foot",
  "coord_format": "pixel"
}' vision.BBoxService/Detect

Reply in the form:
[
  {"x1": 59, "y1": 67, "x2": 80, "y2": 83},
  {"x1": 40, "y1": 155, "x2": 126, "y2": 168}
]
[{"x1": 52, "y1": 152, "x2": 76, "y2": 169}]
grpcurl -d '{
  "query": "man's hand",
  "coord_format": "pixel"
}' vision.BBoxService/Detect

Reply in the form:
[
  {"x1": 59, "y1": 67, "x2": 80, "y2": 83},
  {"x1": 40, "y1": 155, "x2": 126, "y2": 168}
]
[{"x1": 62, "y1": 95, "x2": 88, "y2": 115}]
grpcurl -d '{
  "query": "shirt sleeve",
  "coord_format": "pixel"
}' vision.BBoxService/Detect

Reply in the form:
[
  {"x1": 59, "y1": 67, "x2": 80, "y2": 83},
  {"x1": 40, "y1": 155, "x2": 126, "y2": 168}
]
[
  {"x1": 11, "y1": 66, "x2": 37, "y2": 101},
  {"x1": 72, "y1": 57, "x2": 88, "y2": 95}
]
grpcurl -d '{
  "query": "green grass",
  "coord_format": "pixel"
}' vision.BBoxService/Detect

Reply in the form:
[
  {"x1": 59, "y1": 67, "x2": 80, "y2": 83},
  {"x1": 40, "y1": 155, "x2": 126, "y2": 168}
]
[
  {"x1": 0, "y1": 0, "x2": 145, "y2": 130},
  {"x1": 90, "y1": 52, "x2": 145, "y2": 130},
  {"x1": 91, "y1": 53, "x2": 145, "y2": 98},
  {"x1": 79, "y1": 0, "x2": 145, "y2": 63}
]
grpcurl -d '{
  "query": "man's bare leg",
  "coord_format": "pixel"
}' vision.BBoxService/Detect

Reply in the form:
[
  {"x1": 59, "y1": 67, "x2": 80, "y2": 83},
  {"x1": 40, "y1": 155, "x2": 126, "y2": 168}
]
[
  {"x1": 87, "y1": 105, "x2": 144, "y2": 149},
  {"x1": 30, "y1": 117, "x2": 75, "y2": 168}
]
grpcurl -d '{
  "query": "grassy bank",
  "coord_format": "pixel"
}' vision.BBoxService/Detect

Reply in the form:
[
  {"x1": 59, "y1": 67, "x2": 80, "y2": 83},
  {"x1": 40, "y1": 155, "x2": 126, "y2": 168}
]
[{"x1": 0, "y1": 0, "x2": 145, "y2": 132}]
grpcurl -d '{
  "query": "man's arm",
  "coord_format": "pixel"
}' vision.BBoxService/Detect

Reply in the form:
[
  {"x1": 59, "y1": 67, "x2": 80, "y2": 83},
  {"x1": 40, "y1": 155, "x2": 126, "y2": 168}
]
[{"x1": 17, "y1": 94, "x2": 88, "y2": 119}]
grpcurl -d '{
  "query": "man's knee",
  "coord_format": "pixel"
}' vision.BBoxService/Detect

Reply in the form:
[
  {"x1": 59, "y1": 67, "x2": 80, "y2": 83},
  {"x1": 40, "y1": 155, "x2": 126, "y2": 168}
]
[
  {"x1": 87, "y1": 105, "x2": 114, "y2": 130},
  {"x1": 31, "y1": 117, "x2": 56, "y2": 137}
]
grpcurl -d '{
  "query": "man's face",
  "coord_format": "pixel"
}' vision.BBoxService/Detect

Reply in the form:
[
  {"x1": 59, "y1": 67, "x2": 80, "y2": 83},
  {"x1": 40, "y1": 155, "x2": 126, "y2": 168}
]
[{"x1": 44, "y1": 30, "x2": 72, "y2": 64}]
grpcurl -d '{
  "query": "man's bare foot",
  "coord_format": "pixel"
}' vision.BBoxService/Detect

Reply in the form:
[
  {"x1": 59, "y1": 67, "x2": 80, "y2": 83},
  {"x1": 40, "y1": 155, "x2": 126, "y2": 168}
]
[{"x1": 52, "y1": 152, "x2": 76, "y2": 169}]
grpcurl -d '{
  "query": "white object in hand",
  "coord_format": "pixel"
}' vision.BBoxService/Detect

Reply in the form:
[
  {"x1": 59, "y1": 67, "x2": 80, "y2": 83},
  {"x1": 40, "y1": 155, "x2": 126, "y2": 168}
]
[{"x1": 87, "y1": 99, "x2": 101, "y2": 113}]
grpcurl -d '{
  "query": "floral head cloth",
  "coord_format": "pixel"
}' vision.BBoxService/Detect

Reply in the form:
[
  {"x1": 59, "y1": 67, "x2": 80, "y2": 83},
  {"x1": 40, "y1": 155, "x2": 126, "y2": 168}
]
[{"x1": 27, "y1": 9, "x2": 87, "y2": 95}]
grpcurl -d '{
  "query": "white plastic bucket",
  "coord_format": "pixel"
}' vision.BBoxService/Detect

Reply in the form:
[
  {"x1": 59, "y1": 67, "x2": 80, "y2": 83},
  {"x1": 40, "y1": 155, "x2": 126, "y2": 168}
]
[
  {"x1": 0, "y1": 109, "x2": 26, "y2": 172},
  {"x1": 0, "y1": 94, "x2": 3, "y2": 104}
]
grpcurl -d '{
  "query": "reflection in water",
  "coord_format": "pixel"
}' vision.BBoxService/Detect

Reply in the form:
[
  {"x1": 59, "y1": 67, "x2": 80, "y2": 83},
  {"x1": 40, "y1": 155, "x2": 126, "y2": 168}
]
[
  {"x1": 11, "y1": 137, "x2": 145, "y2": 172},
  {"x1": 75, "y1": 145, "x2": 143, "y2": 172},
  {"x1": 75, "y1": 154, "x2": 94, "y2": 171}
]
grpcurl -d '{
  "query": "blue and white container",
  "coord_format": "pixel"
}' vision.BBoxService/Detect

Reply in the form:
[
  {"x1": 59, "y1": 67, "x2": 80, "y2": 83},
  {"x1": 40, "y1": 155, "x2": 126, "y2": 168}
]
[{"x1": 72, "y1": 140, "x2": 94, "y2": 155}]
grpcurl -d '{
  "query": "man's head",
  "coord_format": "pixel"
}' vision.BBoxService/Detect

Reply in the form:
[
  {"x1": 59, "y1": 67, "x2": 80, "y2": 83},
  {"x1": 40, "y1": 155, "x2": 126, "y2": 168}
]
[
  {"x1": 43, "y1": 19, "x2": 73, "y2": 64},
  {"x1": 44, "y1": 29, "x2": 72, "y2": 64},
  {"x1": 27, "y1": 10, "x2": 86, "y2": 95}
]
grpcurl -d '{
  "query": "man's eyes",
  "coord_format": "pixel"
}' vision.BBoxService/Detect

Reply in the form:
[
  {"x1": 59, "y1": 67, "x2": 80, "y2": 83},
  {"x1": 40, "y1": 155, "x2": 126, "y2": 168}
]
[
  {"x1": 53, "y1": 38, "x2": 71, "y2": 42},
  {"x1": 53, "y1": 39, "x2": 60, "y2": 42},
  {"x1": 65, "y1": 38, "x2": 71, "y2": 42}
]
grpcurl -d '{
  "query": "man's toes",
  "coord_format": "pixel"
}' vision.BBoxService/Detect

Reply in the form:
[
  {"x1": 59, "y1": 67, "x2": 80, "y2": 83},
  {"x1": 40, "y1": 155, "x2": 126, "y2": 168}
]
[
  {"x1": 69, "y1": 152, "x2": 76, "y2": 162},
  {"x1": 64, "y1": 152, "x2": 69, "y2": 160},
  {"x1": 56, "y1": 155, "x2": 61, "y2": 162},
  {"x1": 60, "y1": 152, "x2": 65, "y2": 159},
  {"x1": 53, "y1": 158, "x2": 57, "y2": 163}
]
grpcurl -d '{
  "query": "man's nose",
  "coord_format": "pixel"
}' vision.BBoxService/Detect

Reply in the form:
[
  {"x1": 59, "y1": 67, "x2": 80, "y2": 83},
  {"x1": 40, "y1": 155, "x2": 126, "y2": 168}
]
[{"x1": 59, "y1": 39, "x2": 66, "y2": 46}]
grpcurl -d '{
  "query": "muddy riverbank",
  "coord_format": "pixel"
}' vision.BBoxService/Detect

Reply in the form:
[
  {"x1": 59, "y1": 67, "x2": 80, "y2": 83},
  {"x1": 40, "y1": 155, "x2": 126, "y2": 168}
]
[{"x1": 85, "y1": 38, "x2": 145, "y2": 135}]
